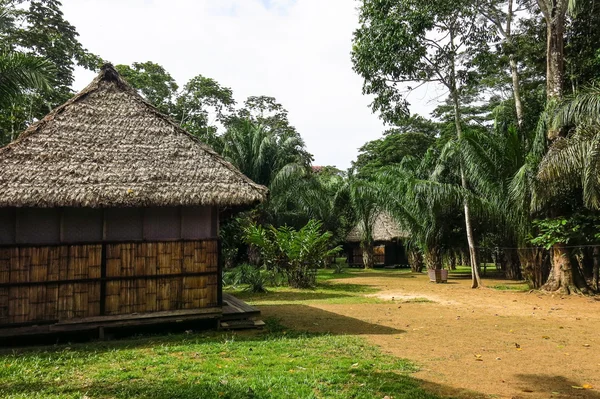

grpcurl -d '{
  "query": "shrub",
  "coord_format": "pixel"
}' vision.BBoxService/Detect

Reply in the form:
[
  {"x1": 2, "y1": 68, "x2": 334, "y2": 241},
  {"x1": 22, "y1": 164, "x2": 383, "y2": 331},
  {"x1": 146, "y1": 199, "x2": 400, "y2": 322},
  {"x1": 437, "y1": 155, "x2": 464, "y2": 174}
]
[
  {"x1": 223, "y1": 263, "x2": 269, "y2": 293},
  {"x1": 244, "y1": 220, "x2": 342, "y2": 288},
  {"x1": 333, "y1": 262, "x2": 346, "y2": 274}
]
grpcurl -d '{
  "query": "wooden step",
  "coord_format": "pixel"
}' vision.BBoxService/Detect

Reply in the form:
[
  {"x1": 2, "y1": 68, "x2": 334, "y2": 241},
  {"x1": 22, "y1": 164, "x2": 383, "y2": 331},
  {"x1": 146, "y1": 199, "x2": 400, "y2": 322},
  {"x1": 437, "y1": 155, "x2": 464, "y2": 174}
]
[{"x1": 220, "y1": 319, "x2": 265, "y2": 330}]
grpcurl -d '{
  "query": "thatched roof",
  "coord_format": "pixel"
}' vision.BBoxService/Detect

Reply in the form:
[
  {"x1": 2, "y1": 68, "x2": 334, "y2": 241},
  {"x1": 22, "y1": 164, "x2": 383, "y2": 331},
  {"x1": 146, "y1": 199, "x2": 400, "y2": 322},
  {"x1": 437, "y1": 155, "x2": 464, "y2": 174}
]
[
  {"x1": 0, "y1": 64, "x2": 268, "y2": 208},
  {"x1": 346, "y1": 212, "x2": 409, "y2": 243}
]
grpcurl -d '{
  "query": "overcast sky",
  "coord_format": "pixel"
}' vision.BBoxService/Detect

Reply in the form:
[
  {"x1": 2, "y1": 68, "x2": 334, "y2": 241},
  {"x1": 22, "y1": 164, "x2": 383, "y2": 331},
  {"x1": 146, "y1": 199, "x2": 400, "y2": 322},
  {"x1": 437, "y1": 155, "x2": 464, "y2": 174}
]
[{"x1": 63, "y1": 0, "x2": 438, "y2": 170}]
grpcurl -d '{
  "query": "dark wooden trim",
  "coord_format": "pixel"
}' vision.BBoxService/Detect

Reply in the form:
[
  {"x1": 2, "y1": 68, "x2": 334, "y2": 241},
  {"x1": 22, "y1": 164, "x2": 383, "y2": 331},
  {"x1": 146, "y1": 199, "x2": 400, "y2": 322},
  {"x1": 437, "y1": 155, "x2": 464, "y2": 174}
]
[
  {"x1": 0, "y1": 308, "x2": 222, "y2": 337},
  {"x1": 0, "y1": 271, "x2": 220, "y2": 289},
  {"x1": 217, "y1": 239, "x2": 223, "y2": 307},
  {"x1": 0, "y1": 237, "x2": 219, "y2": 249}
]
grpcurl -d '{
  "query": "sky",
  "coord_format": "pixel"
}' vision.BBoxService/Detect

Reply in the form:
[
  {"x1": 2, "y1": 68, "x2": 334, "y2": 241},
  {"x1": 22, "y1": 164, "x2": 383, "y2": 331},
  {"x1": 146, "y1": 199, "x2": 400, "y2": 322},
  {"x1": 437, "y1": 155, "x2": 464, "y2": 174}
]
[{"x1": 63, "y1": 0, "x2": 439, "y2": 170}]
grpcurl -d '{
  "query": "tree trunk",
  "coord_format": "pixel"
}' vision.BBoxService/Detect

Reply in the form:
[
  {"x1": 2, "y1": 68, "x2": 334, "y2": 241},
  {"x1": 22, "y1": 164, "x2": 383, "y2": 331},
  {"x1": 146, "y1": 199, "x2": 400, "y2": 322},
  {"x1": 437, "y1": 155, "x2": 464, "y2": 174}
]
[
  {"x1": 537, "y1": 0, "x2": 568, "y2": 138},
  {"x1": 509, "y1": 56, "x2": 525, "y2": 129},
  {"x1": 461, "y1": 250, "x2": 470, "y2": 267},
  {"x1": 543, "y1": 243, "x2": 590, "y2": 294},
  {"x1": 424, "y1": 247, "x2": 443, "y2": 270},
  {"x1": 544, "y1": 9, "x2": 566, "y2": 105},
  {"x1": 362, "y1": 242, "x2": 374, "y2": 269},
  {"x1": 454, "y1": 99, "x2": 481, "y2": 288},
  {"x1": 506, "y1": 0, "x2": 525, "y2": 130},
  {"x1": 408, "y1": 248, "x2": 424, "y2": 273},
  {"x1": 519, "y1": 247, "x2": 547, "y2": 288},
  {"x1": 449, "y1": 27, "x2": 481, "y2": 288},
  {"x1": 449, "y1": 252, "x2": 457, "y2": 270},
  {"x1": 503, "y1": 248, "x2": 523, "y2": 280},
  {"x1": 593, "y1": 247, "x2": 600, "y2": 291},
  {"x1": 247, "y1": 245, "x2": 261, "y2": 266}
]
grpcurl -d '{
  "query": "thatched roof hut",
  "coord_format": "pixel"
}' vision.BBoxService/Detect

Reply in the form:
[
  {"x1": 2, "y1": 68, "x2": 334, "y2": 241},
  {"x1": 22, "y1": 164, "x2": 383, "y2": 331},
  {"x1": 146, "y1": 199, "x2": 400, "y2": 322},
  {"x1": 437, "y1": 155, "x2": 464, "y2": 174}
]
[
  {"x1": 345, "y1": 212, "x2": 409, "y2": 267},
  {"x1": 0, "y1": 63, "x2": 267, "y2": 208},
  {"x1": 0, "y1": 64, "x2": 266, "y2": 337},
  {"x1": 346, "y1": 212, "x2": 409, "y2": 243}
]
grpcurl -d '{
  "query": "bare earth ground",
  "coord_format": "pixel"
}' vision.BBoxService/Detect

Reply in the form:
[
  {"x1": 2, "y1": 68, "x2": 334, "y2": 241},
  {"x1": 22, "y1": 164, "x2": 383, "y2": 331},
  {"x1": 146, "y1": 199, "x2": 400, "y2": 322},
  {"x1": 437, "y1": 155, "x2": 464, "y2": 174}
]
[{"x1": 259, "y1": 272, "x2": 600, "y2": 399}]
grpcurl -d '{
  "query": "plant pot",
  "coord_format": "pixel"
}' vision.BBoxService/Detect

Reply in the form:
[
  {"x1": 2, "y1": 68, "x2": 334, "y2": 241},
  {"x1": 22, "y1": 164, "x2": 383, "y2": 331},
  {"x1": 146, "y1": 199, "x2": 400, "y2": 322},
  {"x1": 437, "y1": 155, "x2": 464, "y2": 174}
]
[{"x1": 428, "y1": 269, "x2": 448, "y2": 283}]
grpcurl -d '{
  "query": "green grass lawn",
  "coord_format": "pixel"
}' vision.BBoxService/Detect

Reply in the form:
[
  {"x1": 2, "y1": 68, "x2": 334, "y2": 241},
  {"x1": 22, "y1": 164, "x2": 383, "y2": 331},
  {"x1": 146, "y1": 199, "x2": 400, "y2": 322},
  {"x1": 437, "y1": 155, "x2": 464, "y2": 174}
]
[
  {"x1": 225, "y1": 269, "x2": 387, "y2": 306},
  {"x1": 0, "y1": 319, "x2": 442, "y2": 399}
]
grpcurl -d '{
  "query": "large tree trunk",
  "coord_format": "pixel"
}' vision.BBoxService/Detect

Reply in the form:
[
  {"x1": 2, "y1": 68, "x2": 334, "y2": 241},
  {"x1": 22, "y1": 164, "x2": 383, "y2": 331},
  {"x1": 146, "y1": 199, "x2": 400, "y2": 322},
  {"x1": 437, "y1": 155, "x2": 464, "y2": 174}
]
[
  {"x1": 408, "y1": 248, "x2": 424, "y2": 273},
  {"x1": 543, "y1": 5, "x2": 566, "y2": 107},
  {"x1": 543, "y1": 243, "x2": 591, "y2": 294},
  {"x1": 538, "y1": 0, "x2": 568, "y2": 139}
]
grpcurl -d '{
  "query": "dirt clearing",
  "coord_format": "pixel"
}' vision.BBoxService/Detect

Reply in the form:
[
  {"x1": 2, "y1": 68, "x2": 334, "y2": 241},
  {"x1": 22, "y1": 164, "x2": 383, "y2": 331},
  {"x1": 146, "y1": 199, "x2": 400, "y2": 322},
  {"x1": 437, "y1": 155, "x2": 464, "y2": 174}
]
[{"x1": 259, "y1": 271, "x2": 600, "y2": 399}]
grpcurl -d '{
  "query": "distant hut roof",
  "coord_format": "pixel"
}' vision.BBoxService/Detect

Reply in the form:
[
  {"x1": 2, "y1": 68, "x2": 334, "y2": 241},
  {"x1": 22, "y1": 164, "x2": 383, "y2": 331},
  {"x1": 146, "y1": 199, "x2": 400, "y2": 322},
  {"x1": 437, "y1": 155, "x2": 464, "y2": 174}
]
[
  {"x1": 0, "y1": 64, "x2": 268, "y2": 208},
  {"x1": 346, "y1": 212, "x2": 409, "y2": 243}
]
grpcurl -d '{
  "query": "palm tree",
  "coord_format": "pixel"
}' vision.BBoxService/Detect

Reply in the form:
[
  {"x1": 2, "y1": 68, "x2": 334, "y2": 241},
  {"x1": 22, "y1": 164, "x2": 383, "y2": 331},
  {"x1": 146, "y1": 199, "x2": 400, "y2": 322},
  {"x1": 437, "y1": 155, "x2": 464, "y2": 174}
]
[
  {"x1": 379, "y1": 153, "x2": 466, "y2": 271},
  {"x1": 0, "y1": 52, "x2": 55, "y2": 108},
  {"x1": 537, "y1": 86, "x2": 600, "y2": 211},
  {"x1": 530, "y1": 87, "x2": 600, "y2": 294},
  {"x1": 221, "y1": 120, "x2": 307, "y2": 188},
  {"x1": 343, "y1": 174, "x2": 383, "y2": 269},
  {"x1": 267, "y1": 167, "x2": 351, "y2": 241}
]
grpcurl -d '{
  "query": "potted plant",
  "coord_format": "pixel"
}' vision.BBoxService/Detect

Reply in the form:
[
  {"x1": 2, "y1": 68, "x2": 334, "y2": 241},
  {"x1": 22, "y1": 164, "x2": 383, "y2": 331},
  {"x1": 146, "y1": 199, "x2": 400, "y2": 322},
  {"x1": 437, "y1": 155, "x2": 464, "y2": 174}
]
[{"x1": 428, "y1": 268, "x2": 448, "y2": 283}]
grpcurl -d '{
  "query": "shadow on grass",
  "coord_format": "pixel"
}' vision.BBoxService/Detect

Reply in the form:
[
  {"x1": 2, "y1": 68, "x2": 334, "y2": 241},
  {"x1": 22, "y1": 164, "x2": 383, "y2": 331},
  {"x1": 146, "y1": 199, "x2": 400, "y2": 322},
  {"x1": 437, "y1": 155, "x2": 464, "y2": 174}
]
[
  {"x1": 259, "y1": 304, "x2": 403, "y2": 335},
  {"x1": 0, "y1": 370, "x2": 482, "y2": 399},
  {"x1": 0, "y1": 367, "x2": 496, "y2": 399}
]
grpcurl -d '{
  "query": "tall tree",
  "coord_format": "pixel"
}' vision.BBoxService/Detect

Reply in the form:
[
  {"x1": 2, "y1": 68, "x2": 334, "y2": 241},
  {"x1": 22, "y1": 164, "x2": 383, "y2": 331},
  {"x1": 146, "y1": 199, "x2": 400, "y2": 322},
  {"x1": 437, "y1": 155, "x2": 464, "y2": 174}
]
[
  {"x1": 480, "y1": 0, "x2": 527, "y2": 129},
  {"x1": 352, "y1": 0, "x2": 493, "y2": 287},
  {"x1": 4, "y1": 0, "x2": 100, "y2": 100},
  {"x1": 230, "y1": 95, "x2": 313, "y2": 166},
  {"x1": 0, "y1": 0, "x2": 100, "y2": 143},
  {"x1": 116, "y1": 62, "x2": 179, "y2": 114},
  {"x1": 343, "y1": 174, "x2": 383, "y2": 269},
  {"x1": 353, "y1": 131, "x2": 435, "y2": 177},
  {"x1": 116, "y1": 61, "x2": 236, "y2": 151},
  {"x1": 536, "y1": 0, "x2": 569, "y2": 106},
  {"x1": 221, "y1": 120, "x2": 308, "y2": 188},
  {"x1": 175, "y1": 75, "x2": 236, "y2": 151},
  {"x1": 0, "y1": 51, "x2": 54, "y2": 108}
]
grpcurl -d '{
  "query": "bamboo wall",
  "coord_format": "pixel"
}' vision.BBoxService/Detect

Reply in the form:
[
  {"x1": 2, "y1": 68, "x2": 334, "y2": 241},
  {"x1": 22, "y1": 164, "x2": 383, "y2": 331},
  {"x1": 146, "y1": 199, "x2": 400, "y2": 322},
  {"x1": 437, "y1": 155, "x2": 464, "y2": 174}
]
[{"x1": 0, "y1": 240, "x2": 219, "y2": 326}]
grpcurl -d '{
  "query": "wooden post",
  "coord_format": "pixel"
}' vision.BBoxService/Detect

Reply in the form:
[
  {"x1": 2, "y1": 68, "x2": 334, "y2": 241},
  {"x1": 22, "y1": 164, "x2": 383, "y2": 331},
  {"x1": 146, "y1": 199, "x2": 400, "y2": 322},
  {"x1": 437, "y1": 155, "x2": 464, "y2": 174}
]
[
  {"x1": 99, "y1": 243, "x2": 107, "y2": 315},
  {"x1": 217, "y1": 239, "x2": 223, "y2": 307}
]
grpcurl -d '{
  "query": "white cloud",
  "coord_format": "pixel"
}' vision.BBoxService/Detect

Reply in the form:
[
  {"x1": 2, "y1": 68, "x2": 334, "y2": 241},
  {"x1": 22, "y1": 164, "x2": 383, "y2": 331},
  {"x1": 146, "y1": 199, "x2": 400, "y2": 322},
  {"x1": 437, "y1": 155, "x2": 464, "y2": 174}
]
[{"x1": 63, "y1": 0, "x2": 436, "y2": 169}]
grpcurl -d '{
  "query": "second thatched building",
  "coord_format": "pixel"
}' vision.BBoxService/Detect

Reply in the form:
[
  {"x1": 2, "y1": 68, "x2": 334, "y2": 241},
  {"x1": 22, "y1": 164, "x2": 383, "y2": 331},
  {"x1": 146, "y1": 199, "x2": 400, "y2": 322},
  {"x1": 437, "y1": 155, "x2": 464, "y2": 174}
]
[{"x1": 345, "y1": 212, "x2": 409, "y2": 267}]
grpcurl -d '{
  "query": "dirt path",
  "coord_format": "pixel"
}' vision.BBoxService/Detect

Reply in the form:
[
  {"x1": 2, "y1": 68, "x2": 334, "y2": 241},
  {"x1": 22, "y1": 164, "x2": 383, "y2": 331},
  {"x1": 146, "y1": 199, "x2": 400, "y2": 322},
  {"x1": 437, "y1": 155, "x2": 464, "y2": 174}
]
[{"x1": 260, "y1": 272, "x2": 600, "y2": 399}]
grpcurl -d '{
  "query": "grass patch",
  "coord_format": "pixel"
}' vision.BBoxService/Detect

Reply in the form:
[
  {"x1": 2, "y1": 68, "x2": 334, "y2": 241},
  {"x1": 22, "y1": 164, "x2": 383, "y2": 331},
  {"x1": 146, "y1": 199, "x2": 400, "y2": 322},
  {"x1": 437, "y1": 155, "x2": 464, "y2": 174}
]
[
  {"x1": 0, "y1": 319, "x2": 441, "y2": 399},
  {"x1": 226, "y1": 269, "x2": 387, "y2": 305},
  {"x1": 489, "y1": 283, "x2": 530, "y2": 292},
  {"x1": 397, "y1": 297, "x2": 434, "y2": 304},
  {"x1": 226, "y1": 282, "x2": 382, "y2": 305}
]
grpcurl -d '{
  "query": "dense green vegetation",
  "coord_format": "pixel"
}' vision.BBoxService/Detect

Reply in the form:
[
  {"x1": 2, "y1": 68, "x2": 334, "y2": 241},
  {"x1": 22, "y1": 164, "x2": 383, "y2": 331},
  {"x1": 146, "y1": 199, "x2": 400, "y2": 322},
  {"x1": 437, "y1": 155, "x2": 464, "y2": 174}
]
[{"x1": 2, "y1": 0, "x2": 600, "y2": 295}]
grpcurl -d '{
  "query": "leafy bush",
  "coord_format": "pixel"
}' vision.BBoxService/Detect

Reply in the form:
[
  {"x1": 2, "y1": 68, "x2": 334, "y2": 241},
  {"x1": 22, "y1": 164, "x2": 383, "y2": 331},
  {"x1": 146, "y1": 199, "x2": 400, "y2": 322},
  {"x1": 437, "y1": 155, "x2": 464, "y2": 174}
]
[
  {"x1": 244, "y1": 220, "x2": 342, "y2": 288},
  {"x1": 223, "y1": 264, "x2": 269, "y2": 293},
  {"x1": 333, "y1": 262, "x2": 346, "y2": 274}
]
